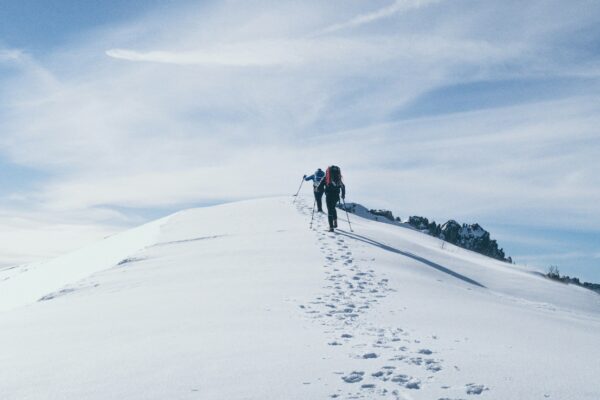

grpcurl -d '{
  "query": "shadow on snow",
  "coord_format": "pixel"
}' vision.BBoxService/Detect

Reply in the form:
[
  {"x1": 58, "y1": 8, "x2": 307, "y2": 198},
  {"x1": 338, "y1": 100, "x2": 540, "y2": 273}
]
[{"x1": 336, "y1": 229, "x2": 486, "y2": 288}]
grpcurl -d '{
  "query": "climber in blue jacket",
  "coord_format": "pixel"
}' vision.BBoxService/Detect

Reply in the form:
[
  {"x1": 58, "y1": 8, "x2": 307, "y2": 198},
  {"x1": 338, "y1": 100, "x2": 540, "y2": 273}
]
[{"x1": 303, "y1": 168, "x2": 325, "y2": 212}]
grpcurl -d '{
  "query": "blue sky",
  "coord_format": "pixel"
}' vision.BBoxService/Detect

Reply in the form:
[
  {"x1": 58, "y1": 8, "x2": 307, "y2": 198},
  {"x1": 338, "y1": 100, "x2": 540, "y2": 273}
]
[
  {"x1": 0, "y1": 0, "x2": 599, "y2": 281},
  {"x1": 0, "y1": 0, "x2": 182, "y2": 50}
]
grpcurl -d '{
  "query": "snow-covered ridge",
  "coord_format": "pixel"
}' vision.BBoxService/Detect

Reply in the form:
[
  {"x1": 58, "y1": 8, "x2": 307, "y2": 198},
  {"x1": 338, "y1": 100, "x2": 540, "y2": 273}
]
[
  {"x1": 0, "y1": 215, "x2": 169, "y2": 312},
  {"x1": 0, "y1": 197, "x2": 598, "y2": 400}
]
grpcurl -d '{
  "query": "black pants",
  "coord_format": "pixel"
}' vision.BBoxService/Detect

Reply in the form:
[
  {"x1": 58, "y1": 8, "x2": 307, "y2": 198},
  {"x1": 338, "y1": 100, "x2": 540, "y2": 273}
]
[
  {"x1": 325, "y1": 194, "x2": 339, "y2": 229},
  {"x1": 314, "y1": 190, "x2": 324, "y2": 212}
]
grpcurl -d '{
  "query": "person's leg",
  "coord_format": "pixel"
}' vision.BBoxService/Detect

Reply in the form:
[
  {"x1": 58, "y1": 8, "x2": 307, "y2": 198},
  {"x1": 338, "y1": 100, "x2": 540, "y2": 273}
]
[
  {"x1": 332, "y1": 196, "x2": 339, "y2": 227},
  {"x1": 325, "y1": 195, "x2": 336, "y2": 230},
  {"x1": 316, "y1": 190, "x2": 324, "y2": 212}
]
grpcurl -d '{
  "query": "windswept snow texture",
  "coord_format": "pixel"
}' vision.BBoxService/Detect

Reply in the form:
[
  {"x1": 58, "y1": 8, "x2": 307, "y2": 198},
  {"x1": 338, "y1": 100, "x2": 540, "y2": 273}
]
[{"x1": 0, "y1": 197, "x2": 599, "y2": 399}]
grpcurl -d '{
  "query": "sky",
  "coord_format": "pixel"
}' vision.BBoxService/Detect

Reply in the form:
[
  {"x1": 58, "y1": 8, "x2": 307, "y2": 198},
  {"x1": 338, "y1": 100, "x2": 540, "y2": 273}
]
[{"x1": 0, "y1": 0, "x2": 599, "y2": 281}]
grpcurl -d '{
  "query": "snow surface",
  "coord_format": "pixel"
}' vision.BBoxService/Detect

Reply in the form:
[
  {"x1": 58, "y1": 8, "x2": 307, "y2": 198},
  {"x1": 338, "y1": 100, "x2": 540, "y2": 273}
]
[{"x1": 1, "y1": 197, "x2": 599, "y2": 399}]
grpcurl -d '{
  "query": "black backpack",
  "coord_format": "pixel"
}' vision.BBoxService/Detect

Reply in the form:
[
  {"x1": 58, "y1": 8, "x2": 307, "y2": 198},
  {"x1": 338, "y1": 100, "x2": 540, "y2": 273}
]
[{"x1": 326, "y1": 165, "x2": 342, "y2": 188}]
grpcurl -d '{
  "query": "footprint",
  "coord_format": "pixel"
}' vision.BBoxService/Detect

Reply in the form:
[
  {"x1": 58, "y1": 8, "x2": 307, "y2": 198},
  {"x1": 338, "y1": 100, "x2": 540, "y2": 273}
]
[
  {"x1": 361, "y1": 383, "x2": 375, "y2": 389},
  {"x1": 342, "y1": 371, "x2": 365, "y2": 383},
  {"x1": 425, "y1": 359, "x2": 443, "y2": 372},
  {"x1": 465, "y1": 383, "x2": 488, "y2": 395},
  {"x1": 362, "y1": 352, "x2": 378, "y2": 359},
  {"x1": 391, "y1": 374, "x2": 410, "y2": 384},
  {"x1": 406, "y1": 379, "x2": 421, "y2": 389}
]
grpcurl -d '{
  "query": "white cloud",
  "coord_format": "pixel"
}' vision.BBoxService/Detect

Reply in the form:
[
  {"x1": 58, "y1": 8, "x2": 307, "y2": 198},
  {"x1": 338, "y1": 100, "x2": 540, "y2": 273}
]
[
  {"x1": 105, "y1": 41, "x2": 304, "y2": 66},
  {"x1": 0, "y1": 49, "x2": 24, "y2": 62}
]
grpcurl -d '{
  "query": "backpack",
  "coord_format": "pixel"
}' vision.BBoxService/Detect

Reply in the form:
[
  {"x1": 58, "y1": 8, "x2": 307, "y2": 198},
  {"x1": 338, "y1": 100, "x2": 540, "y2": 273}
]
[
  {"x1": 325, "y1": 165, "x2": 342, "y2": 188},
  {"x1": 313, "y1": 169, "x2": 325, "y2": 187}
]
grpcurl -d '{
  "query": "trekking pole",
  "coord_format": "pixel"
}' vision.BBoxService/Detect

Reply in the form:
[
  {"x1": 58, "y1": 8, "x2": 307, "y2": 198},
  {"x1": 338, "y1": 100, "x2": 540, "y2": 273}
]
[
  {"x1": 309, "y1": 199, "x2": 316, "y2": 229},
  {"x1": 341, "y1": 198, "x2": 354, "y2": 232},
  {"x1": 292, "y1": 177, "x2": 304, "y2": 203}
]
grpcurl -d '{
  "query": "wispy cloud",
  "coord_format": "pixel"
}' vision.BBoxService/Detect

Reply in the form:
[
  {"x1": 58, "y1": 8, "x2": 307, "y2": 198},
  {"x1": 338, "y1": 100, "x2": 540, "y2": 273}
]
[
  {"x1": 0, "y1": 49, "x2": 24, "y2": 62},
  {"x1": 317, "y1": 0, "x2": 442, "y2": 35},
  {"x1": 106, "y1": 41, "x2": 304, "y2": 66}
]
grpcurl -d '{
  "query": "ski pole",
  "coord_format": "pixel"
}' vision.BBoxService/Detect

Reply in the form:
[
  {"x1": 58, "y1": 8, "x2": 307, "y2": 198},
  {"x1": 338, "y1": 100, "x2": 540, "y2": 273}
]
[
  {"x1": 341, "y1": 197, "x2": 353, "y2": 232},
  {"x1": 309, "y1": 199, "x2": 316, "y2": 229},
  {"x1": 292, "y1": 176, "x2": 305, "y2": 203}
]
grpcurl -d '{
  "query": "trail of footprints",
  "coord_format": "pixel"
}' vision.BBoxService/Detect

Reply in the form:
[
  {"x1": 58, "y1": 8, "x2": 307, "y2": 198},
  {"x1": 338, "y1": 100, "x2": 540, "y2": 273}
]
[{"x1": 294, "y1": 199, "x2": 487, "y2": 399}]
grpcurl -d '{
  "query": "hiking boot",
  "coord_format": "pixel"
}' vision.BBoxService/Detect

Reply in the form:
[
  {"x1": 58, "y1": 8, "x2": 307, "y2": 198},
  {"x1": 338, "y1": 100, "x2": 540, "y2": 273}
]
[
  {"x1": 329, "y1": 227, "x2": 334, "y2": 232},
  {"x1": 333, "y1": 219, "x2": 338, "y2": 228}
]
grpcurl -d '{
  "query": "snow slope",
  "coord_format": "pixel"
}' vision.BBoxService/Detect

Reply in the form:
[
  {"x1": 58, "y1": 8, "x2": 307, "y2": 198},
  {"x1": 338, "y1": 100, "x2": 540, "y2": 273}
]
[{"x1": 0, "y1": 197, "x2": 598, "y2": 399}]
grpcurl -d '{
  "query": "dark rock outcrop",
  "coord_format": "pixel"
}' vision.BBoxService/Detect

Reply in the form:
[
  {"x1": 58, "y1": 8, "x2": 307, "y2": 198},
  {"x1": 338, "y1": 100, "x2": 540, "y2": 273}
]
[
  {"x1": 546, "y1": 268, "x2": 600, "y2": 295},
  {"x1": 408, "y1": 217, "x2": 510, "y2": 262},
  {"x1": 338, "y1": 204, "x2": 399, "y2": 225},
  {"x1": 369, "y1": 209, "x2": 395, "y2": 221}
]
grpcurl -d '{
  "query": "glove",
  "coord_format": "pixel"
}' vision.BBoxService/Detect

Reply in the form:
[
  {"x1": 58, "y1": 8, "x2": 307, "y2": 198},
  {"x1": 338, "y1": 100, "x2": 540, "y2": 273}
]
[
  {"x1": 303, "y1": 175, "x2": 306, "y2": 178},
  {"x1": 342, "y1": 194, "x2": 345, "y2": 200}
]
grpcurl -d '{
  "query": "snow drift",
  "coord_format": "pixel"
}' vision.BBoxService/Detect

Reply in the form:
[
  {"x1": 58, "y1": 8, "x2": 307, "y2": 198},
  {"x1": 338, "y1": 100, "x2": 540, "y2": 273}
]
[{"x1": 0, "y1": 197, "x2": 598, "y2": 399}]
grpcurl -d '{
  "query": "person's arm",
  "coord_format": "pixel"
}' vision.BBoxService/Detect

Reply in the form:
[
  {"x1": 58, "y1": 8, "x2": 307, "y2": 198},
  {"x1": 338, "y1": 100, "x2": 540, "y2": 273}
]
[
  {"x1": 304, "y1": 174, "x2": 315, "y2": 181},
  {"x1": 317, "y1": 178, "x2": 325, "y2": 192},
  {"x1": 341, "y1": 183, "x2": 346, "y2": 199}
]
